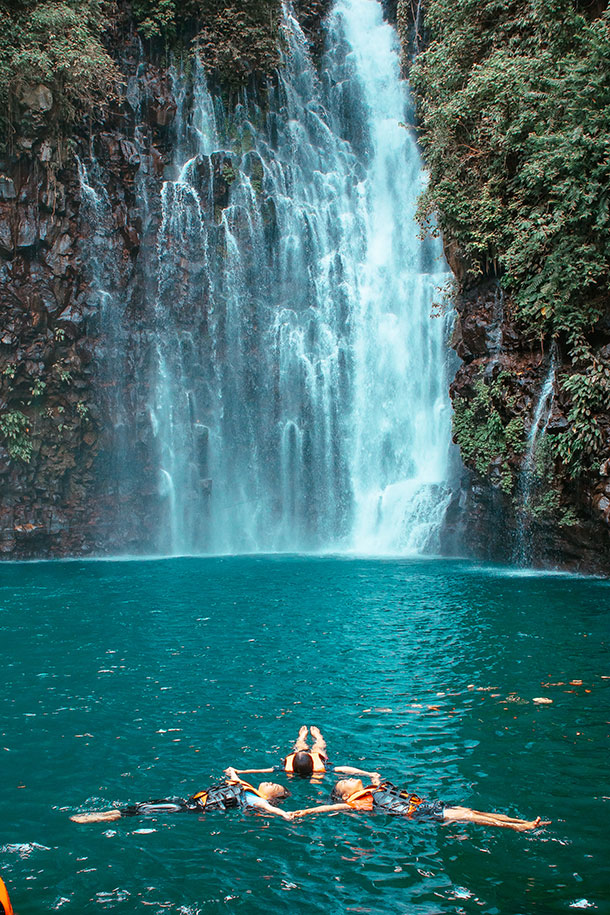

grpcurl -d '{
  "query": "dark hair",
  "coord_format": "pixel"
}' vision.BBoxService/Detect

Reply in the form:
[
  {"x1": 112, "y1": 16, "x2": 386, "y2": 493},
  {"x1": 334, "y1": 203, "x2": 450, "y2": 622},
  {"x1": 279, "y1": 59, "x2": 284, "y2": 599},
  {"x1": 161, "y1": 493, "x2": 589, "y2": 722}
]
[
  {"x1": 329, "y1": 784, "x2": 343, "y2": 803},
  {"x1": 292, "y1": 751, "x2": 314, "y2": 777}
]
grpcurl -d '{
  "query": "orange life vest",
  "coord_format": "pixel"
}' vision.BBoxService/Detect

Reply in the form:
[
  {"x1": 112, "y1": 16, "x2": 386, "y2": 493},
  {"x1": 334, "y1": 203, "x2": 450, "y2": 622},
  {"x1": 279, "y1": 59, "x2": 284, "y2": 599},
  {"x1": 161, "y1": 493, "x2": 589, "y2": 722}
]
[
  {"x1": 283, "y1": 751, "x2": 327, "y2": 774},
  {"x1": 0, "y1": 877, "x2": 14, "y2": 915},
  {"x1": 343, "y1": 785, "x2": 376, "y2": 810}
]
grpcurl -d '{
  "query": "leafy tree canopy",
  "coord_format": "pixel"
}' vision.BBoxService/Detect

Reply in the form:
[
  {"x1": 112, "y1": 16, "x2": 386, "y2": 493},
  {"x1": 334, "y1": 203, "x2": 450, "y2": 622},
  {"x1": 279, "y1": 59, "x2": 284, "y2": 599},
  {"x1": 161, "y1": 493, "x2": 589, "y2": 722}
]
[
  {"x1": 0, "y1": 0, "x2": 121, "y2": 142},
  {"x1": 412, "y1": 0, "x2": 610, "y2": 349}
]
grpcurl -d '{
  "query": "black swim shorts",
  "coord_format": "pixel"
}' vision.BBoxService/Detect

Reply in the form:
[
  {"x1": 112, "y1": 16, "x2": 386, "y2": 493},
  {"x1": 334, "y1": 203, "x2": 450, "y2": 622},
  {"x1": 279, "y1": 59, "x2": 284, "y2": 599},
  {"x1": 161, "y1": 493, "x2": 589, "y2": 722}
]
[{"x1": 410, "y1": 799, "x2": 445, "y2": 822}]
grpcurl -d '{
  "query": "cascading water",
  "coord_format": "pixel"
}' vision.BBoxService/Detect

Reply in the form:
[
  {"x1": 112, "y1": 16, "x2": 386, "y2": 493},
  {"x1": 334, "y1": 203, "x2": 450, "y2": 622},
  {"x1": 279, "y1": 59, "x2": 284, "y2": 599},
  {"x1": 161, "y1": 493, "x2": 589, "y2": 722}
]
[
  {"x1": 85, "y1": 0, "x2": 455, "y2": 555},
  {"x1": 485, "y1": 283, "x2": 504, "y2": 377},
  {"x1": 514, "y1": 349, "x2": 557, "y2": 565}
]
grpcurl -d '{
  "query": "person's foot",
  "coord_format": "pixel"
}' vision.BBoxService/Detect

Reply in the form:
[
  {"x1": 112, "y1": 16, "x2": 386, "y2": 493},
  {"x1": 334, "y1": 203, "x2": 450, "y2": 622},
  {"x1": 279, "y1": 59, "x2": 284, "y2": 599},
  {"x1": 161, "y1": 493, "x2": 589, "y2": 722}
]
[
  {"x1": 310, "y1": 725, "x2": 322, "y2": 741},
  {"x1": 298, "y1": 725, "x2": 308, "y2": 740}
]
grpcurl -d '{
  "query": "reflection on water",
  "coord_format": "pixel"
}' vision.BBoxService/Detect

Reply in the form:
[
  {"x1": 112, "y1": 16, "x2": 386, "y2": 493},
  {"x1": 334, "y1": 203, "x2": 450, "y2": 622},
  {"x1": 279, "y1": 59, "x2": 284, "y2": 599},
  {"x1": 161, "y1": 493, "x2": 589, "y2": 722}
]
[{"x1": 0, "y1": 556, "x2": 609, "y2": 913}]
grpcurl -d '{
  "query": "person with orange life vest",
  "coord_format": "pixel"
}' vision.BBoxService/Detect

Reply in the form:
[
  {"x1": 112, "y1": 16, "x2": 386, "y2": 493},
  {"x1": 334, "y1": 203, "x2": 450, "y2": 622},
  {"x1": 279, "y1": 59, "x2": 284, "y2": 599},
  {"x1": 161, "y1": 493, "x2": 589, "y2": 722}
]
[
  {"x1": 291, "y1": 774, "x2": 550, "y2": 832},
  {"x1": 70, "y1": 768, "x2": 293, "y2": 823},
  {"x1": 227, "y1": 725, "x2": 379, "y2": 781},
  {"x1": 0, "y1": 876, "x2": 14, "y2": 915}
]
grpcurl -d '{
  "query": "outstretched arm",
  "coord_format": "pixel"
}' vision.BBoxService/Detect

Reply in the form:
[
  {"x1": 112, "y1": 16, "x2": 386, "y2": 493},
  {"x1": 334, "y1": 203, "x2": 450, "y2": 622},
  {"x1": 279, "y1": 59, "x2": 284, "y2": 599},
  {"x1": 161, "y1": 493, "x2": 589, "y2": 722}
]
[
  {"x1": 71, "y1": 810, "x2": 122, "y2": 824},
  {"x1": 224, "y1": 767, "x2": 275, "y2": 775},
  {"x1": 249, "y1": 796, "x2": 294, "y2": 820},
  {"x1": 444, "y1": 806, "x2": 550, "y2": 832},
  {"x1": 224, "y1": 766, "x2": 247, "y2": 784},
  {"x1": 292, "y1": 803, "x2": 352, "y2": 818},
  {"x1": 334, "y1": 766, "x2": 381, "y2": 784}
]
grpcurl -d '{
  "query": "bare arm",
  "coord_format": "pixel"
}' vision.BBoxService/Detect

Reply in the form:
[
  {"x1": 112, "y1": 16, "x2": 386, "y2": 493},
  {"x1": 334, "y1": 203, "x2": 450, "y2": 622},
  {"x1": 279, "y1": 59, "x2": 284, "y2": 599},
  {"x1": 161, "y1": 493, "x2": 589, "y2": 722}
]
[
  {"x1": 223, "y1": 767, "x2": 245, "y2": 783},
  {"x1": 249, "y1": 796, "x2": 294, "y2": 820},
  {"x1": 71, "y1": 810, "x2": 122, "y2": 824},
  {"x1": 291, "y1": 803, "x2": 352, "y2": 818},
  {"x1": 224, "y1": 767, "x2": 275, "y2": 775},
  {"x1": 334, "y1": 766, "x2": 381, "y2": 784}
]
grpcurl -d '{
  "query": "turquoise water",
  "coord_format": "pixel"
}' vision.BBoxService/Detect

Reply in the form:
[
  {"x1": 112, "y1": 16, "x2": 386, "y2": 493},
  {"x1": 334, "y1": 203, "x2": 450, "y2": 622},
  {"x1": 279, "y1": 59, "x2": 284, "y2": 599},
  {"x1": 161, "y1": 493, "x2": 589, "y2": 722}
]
[{"x1": 1, "y1": 556, "x2": 609, "y2": 914}]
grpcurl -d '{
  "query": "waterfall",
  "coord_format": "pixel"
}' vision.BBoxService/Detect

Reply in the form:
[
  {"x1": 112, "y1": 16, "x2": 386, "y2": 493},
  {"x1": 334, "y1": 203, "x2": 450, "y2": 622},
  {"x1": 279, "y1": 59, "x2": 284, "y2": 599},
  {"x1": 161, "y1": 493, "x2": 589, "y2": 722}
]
[
  {"x1": 485, "y1": 283, "x2": 504, "y2": 377},
  {"x1": 77, "y1": 155, "x2": 135, "y2": 541},
  {"x1": 86, "y1": 0, "x2": 455, "y2": 556},
  {"x1": 515, "y1": 349, "x2": 557, "y2": 565}
]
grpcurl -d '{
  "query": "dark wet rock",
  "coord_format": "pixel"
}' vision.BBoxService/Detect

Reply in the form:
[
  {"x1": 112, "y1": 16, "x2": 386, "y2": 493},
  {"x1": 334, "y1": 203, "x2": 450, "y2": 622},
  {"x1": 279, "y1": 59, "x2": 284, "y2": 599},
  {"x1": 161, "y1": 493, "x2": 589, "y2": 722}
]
[
  {"x1": 443, "y1": 270, "x2": 610, "y2": 573},
  {"x1": 0, "y1": 176, "x2": 16, "y2": 201},
  {"x1": 17, "y1": 84, "x2": 54, "y2": 112}
]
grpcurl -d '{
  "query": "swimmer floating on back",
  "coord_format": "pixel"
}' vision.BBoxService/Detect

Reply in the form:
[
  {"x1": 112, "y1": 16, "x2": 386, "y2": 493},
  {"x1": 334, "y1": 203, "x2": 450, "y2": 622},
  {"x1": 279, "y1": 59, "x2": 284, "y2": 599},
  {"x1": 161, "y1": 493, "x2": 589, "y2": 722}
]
[
  {"x1": 292, "y1": 775, "x2": 549, "y2": 832},
  {"x1": 71, "y1": 768, "x2": 292, "y2": 823},
  {"x1": 229, "y1": 725, "x2": 378, "y2": 780}
]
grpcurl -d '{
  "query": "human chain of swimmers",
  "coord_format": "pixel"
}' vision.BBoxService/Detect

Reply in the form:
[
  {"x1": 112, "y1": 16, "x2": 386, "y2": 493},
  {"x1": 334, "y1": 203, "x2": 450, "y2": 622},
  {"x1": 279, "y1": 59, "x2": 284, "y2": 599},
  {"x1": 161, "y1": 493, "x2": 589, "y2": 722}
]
[{"x1": 70, "y1": 726, "x2": 549, "y2": 832}]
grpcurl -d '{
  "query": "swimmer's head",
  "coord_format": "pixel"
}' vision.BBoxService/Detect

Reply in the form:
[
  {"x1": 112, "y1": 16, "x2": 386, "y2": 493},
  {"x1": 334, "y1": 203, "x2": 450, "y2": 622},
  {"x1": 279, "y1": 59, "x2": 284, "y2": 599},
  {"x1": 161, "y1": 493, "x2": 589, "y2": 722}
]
[
  {"x1": 330, "y1": 778, "x2": 363, "y2": 802},
  {"x1": 258, "y1": 782, "x2": 290, "y2": 802},
  {"x1": 292, "y1": 751, "x2": 314, "y2": 778}
]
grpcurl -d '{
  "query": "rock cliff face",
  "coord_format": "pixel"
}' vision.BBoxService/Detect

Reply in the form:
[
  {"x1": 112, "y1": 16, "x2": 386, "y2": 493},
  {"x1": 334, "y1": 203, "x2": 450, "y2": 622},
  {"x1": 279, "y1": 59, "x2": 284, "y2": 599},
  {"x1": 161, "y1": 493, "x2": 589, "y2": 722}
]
[
  {"x1": 438, "y1": 247, "x2": 610, "y2": 575},
  {"x1": 0, "y1": 7, "x2": 331, "y2": 559},
  {"x1": 0, "y1": 41, "x2": 160, "y2": 556},
  {"x1": 0, "y1": 115, "x2": 97, "y2": 556}
]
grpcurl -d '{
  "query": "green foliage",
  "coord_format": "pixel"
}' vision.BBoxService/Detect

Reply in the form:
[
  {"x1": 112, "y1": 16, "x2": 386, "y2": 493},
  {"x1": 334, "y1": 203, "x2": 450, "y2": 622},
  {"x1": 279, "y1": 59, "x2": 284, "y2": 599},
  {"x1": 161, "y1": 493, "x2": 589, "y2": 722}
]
[
  {"x1": 526, "y1": 488, "x2": 560, "y2": 520},
  {"x1": 29, "y1": 378, "x2": 46, "y2": 399},
  {"x1": 520, "y1": 433, "x2": 559, "y2": 518},
  {"x1": 559, "y1": 506, "x2": 579, "y2": 527},
  {"x1": 412, "y1": 1, "x2": 610, "y2": 342},
  {"x1": 0, "y1": 410, "x2": 33, "y2": 462},
  {"x1": 131, "y1": 0, "x2": 282, "y2": 83},
  {"x1": 131, "y1": 0, "x2": 177, "y2": 40},
  {"x1": 452, "y1": 373, "x2": 525, "y2": 489},
  {"x1": 551, "y1": 351, "x2": 610, "y2": 474},
  {"x1": 0, "y1": 0, "x2": 121, "y2": 146},
  {"x1": 222, "y1": 160, "x2": 237, "y2": 184},
  {"x1": 194, "y1": 1, "x2": 283, "y2": 84}
]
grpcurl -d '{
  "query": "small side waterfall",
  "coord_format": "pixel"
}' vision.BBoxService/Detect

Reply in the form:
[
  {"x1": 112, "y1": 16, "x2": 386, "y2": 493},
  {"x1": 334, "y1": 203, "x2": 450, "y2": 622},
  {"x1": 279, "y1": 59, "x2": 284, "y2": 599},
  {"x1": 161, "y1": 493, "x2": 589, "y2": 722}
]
[
  {"x1": 515, "y1": 349, "x2": 557, "y2": 565},
  {"x1": 82, "y1": 0, "x2": 455, "y2": 556},
  {"x1": 485, "y1": 283, "x2": 504, "y2": 378}
]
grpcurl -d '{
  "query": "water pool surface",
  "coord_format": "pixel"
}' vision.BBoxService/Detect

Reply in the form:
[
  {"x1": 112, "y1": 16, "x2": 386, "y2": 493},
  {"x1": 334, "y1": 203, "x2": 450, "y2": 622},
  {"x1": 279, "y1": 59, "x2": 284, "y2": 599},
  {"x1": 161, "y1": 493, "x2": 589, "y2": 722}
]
[{"x1": 1, "y1": 556, "x2": 609, "y2": 913}]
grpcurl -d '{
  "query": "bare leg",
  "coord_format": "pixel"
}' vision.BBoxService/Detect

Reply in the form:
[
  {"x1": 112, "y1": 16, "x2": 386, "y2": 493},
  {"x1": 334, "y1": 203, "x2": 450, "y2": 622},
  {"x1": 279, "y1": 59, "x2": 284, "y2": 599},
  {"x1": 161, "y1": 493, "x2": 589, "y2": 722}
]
[
  {"x1": 71, "y1": 810, "x2": 122, "y2": 824},
  {"x1": 294, "y1": 726, "x2": 309, "y2": 752},
  {"x1": 443, "y1": 806, "x2": 548, "y2": 832},
  {"x1": 310, "y1": 725, "x2": 327, "y2": 758}
]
